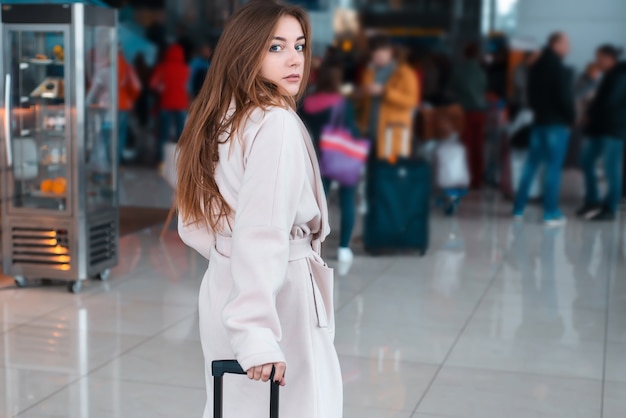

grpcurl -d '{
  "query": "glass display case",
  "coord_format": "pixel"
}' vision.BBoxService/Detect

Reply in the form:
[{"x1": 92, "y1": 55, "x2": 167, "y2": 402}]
[{"x1": 1, "y1": 4, "x2": 118, "y2": 293}]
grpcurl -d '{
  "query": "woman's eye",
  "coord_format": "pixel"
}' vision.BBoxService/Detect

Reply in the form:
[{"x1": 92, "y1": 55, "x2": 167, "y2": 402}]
[
  {"x1": 295, "y1": 44, "x2": 305, "y2": 52},
  {"x1": 269, "y1": 44, "x2": 283, "y2": 52}
]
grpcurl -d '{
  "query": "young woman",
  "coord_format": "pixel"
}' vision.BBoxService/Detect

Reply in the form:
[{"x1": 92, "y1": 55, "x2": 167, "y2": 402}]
[
  {"x1": 300, "y1": 64, "x2": 360, "y2": 269},
  {"x1": 176, "y1": 2, "x2": 343, "y2": 417}
]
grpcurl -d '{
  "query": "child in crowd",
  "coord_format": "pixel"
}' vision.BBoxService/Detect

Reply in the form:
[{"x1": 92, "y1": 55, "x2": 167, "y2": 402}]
[{"x1": 432, "y1": 106, "x2": 470, "y2": 215}]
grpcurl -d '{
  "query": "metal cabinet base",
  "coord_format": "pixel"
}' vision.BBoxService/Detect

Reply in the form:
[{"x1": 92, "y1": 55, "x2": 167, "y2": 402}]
[{"x1": 4, "y1": 210, "x2": 118, "y2": 293}]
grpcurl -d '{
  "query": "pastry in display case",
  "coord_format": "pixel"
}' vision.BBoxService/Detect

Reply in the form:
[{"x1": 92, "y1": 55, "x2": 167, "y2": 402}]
[
  {"x1": 30, "y1": 77, "x2": 64, "y2": 99},
  {"x1": 12, "y1": 93, "x2": 68, "y2": 210}
]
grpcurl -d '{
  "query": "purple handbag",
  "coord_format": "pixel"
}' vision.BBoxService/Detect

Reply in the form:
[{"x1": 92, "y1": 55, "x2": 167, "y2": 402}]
[{"x1": 319, "y1": 101, "x2": 371, "y2": 186}]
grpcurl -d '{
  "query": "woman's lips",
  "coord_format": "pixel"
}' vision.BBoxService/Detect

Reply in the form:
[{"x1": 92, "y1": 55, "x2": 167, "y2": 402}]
[{"x1": 284, "y1": 75, "x2": 301, "y2": 82}]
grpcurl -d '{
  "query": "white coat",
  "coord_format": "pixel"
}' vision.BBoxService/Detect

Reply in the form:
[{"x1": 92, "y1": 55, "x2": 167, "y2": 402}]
[{"x1": 178, "y1": 105, "x2": 343, "y2": 417}]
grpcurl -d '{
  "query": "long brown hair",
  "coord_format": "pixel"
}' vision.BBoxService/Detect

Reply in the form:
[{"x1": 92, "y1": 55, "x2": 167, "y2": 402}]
[{"x1": 176, "y1": 0, "x2": 312, "y2": 230}]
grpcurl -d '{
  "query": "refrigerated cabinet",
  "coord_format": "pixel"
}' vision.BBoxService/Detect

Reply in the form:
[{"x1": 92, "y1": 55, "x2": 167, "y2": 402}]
[{"x1": 1, "y1": 4, "x2": 119, "y2": 293}]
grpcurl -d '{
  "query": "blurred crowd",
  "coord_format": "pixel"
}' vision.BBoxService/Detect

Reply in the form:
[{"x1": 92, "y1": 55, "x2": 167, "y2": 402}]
[
  {"x1": 297, "y1": 30, "x2": 625, "y2": 260},
  {"x1": 508, "y1": 33, "x2": 625, "y2": 224},
  {"x1": 113, "y1": 38, "x2": 214, "y2": 166},
  {"x1": 114, "y1": 27, "x2": 625, "y2": 261}
]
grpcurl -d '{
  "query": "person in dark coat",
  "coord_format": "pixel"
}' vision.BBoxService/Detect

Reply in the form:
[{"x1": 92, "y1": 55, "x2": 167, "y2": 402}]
[
  {"x1": 188, "y1": 43, "x2": 212, "y2": 99},
  {"x1": 449, "y1": 42, "x2": 488, "y2": 189},
  {"x1": 513, "y1": 32, "x2": 575, "y2": 227},
  {"x1": 578, "y1": 44, "x2": 626, "y2": 221}
]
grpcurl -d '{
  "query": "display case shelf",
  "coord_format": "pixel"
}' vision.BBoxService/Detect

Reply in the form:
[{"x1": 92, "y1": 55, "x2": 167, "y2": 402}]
[
  {"x1": 18, "y1": 129, "x2": 65, "y2": 138},
  {"x1": 18, "y1": 98, "x2": 65, "y2": 107},
  {"x1": 27, "y1": 59, "x2": 62, "y2": 66},
  {"x1": 38, "y1": 130, "x2": 65, "y2": 137},
  {"x1": 29, "y1": 190, "x2": 66, "y2": 199},
  {"x1": 40, "y1": 163, "x2": 66, "y2": 169}
]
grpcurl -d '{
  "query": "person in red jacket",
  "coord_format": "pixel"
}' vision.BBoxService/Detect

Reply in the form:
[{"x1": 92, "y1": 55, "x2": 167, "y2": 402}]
[{"x1": 150, "y1": 44, "x2": 190, "y2": 162}]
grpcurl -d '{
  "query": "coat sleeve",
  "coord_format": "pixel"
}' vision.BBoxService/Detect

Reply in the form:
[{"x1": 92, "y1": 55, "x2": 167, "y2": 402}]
[
  {"x1": 602, "y1": 73, "x2": 626, "y2": 112},
  {"x1": 223, "y1": 109, "x2": 307, "y2": 372},
  {"x1": 606, "y1": 74, "x2": 626, "y2": 134},
  {"x1": 556, "y1": 66, "x2": 576, "y2": 124},
  {"x1": 590, "y1": 72, "x2": 626, "y2": 131},
  {"x1": 177, "y1": 216, "x2": 215, "y2": 260},
  {"x1": 384, "y1": 66, "x2": 418, "y2": 110}
]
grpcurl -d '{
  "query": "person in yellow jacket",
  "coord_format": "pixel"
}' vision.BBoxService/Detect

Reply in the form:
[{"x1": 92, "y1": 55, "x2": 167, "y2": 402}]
[{"x1": 359, "y1": 35, "x2": 419, "y2": 159}]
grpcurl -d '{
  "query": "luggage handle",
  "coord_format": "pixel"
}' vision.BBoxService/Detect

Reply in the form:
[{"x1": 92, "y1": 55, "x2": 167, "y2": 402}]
[
  {"x1": 212, "y1": 360, "x2": 280, "y2": 418},
  {"x1": 385, "y1": 123, "x2": 411, "y2": 160}
]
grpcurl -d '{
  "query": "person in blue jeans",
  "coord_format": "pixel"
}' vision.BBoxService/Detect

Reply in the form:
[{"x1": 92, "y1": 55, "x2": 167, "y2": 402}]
[
  {"x1": 577, "y1": 44, "x2": 626, "y2": 221},
  {"x1": 322, "y1": 178, "x2": 356, "y2": 253},
  {"x1": 513, "y1": 32, "x2": 575, "y2": 226},
  {"x1": 158, "y1": 110, "x2": 187, "y2": 155},
  {"x1": 513, "y1": 127, "x2": 570, "y2": 223}
]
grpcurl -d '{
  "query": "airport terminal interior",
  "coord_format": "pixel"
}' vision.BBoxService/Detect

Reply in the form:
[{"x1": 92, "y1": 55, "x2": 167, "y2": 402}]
[
  {"x1": 0, "y1": 168, "x2": 624, "y2": 417},
  {"x1": 1, "y1": 0, "x2": 626, "y2": 417}
]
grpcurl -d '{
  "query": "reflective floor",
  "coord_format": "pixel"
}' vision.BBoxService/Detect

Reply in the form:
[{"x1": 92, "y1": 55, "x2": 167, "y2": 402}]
[{"x1": 1, "y1": 189, "x2": 625, "y2": 417}]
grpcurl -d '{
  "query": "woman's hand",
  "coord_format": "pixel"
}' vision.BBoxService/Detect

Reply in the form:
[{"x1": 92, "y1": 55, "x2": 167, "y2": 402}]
[{"x1": 247, "y1": 362, "x2": 286, "y2": 386}]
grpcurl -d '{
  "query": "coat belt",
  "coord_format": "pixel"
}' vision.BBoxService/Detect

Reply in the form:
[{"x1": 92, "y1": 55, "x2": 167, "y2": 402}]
[
  {"x1": 214, "y1": 233, "x2": 331, "y2": 330},
  {"x1": 215, "y1": 234, "x2": 314, "y2": 261}
]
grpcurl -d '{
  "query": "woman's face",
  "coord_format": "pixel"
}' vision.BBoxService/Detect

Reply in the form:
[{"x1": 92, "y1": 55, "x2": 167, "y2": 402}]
[{"x1": 260, "y1": 16, "x2": 306, "y2": 97}]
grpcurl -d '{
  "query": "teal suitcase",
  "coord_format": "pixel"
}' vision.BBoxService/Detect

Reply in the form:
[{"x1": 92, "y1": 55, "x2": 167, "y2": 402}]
[{"x1": 364, "y1": 158, "x2": 430, "y2": 255}]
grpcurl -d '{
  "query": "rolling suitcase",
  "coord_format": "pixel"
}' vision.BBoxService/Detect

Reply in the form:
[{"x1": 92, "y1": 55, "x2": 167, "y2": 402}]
[
  {"x1": 212, "y1": 360, "x2": 280, "y2": 418},
  {"x1": 363, "y1": 157, "x2": 430, "y2": 255},
  {"x1": 364, "y1": 122, "x2": 430, "y2": 255},
  {"x1": 365, "y1": 122, "x2": 430, "y2": 255}
]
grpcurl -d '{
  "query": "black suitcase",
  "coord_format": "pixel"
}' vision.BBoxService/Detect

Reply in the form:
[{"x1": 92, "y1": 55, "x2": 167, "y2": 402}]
[
  {"x1": 363, "y1": 157, "x2": 430, "y2": 255},
  {"x1": 212, "y1": 360, "x2": 280, "y2": 418}
]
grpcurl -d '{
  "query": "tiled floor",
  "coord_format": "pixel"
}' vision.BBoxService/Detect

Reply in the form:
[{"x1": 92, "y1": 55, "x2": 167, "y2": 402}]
[{"x1": 1, "y1": 182, "x2": 625, "y2": 417}]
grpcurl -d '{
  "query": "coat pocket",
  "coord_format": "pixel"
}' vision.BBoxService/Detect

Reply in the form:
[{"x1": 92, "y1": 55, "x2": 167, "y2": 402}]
[{"x1": 307, "y1": 256, "x2": 335, "y2": 329}]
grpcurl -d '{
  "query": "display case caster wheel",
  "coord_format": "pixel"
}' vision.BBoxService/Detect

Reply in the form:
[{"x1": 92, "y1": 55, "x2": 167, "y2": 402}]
[
  {"x1": 68, "y1": 280, "x2": 83, "y2": 294},
  {"x1": 14, "y1": 276, "x2": 27, "y2": 288},
  {"x1": 96, "y1": 269, "x2": 111, "y2": 281}
]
